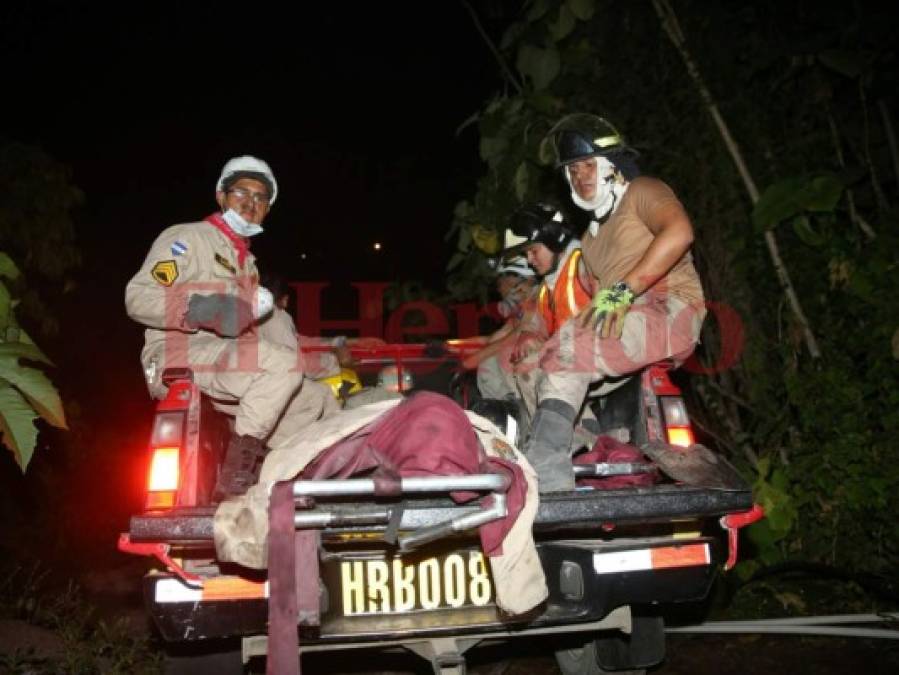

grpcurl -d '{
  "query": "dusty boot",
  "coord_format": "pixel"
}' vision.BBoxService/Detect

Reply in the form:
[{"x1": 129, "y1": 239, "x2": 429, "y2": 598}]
[
  {"x1": 522, "y1": 399, "x2": 577, "y2": 493},
  {"x1": 214, "y1": 433, "x2": 266, "y2": 501}
]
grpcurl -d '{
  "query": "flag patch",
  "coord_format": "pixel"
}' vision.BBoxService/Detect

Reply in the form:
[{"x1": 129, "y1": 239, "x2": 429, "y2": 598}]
[{"x1": 171, "y1": 240, "x2": 188, "y2": 256}]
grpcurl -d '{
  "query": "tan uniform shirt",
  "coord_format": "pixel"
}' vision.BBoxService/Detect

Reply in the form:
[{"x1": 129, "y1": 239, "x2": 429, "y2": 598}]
[
  {"x1": 580, "y1": 176, "x2": 705, "y2": 307},
  {"x1": 125, "y1": 219, "x2": 262, "y2": 392}
]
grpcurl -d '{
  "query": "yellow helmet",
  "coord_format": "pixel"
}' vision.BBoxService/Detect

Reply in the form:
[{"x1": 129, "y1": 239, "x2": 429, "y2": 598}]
[{"x1": 319, "y1": 368, "x2": 363, "y2": 399}]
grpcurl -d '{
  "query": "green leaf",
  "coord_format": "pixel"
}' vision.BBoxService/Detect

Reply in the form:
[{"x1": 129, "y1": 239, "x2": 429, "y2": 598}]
[
  {"x1": 538, "y1": 134, "x2": 556, "y2": 166},
  {"x1": 847, "y1": 270, "x2": 876, "y2": 304},
  {"x1": 0, "y1": 282, "x2": 9, "y2": 329},
  {"x1": 479, "y1": 136, "x2": 509, "y2": 165},
  {"x1": 733, "y1": 559, "x2": 760, "y2": 583},
  {"x1": 0, "y1": 357, "x2": 67, "y2": 429},
  {"x1": 798, "y1": 173, "x2": 843, "y2": 212},
  {"x1": 0, "y1": 252, "x2": 21, "y2": 281},
  {"x1": 530, "y1": 91, "x2": 564, "y2": 115},
  {"x1": 791, "y1": 215, "x2": 826, "y2": 247},
  {"x1": 453, "y1": 200, "x2": 473, "y2": 220},
  {"x1": 755, "y1": 456, "x2": 771, "y2": 480},
  {"x1": 752, "y1": 177, "x2": 804, "y2": 231},
  {"x1": 516, "y1": 44, "x2": 561, "y2": 91},
  {"x1": 458, "y1": 224, "x2": 473, "y2": 251},
  {"x1": 549, "y1": 5, "x2": 576, "y2": 42},
  {"x1": 446, "y1": 251, "x2": 466, "y2": 271},
  {"x1": 514, "y1": 162, "x2": 530, "y2": 201},
  {"x1": 500, "y1": 21, "x2": 526, "y2": 51},
  {"x1": 817, "y1": 50, "x2": 864, "y2": 78},
  {"x1": 0, "y1": 341, "x2": 53, "y2": 366},
  {"x1": 0, "y1": 382, "x2": 40, "y2": 471},
  {"x1": 566, "y1": 0, "x2": 596, "y2": 21},
  {"x1": 746, "y1": 519, "x2": 781, "y2": 549}
]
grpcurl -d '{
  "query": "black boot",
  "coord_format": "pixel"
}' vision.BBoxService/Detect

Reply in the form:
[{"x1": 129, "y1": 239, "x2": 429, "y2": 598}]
[
  {"x1": 522, "y1": 399, "x2": 577, "y2": 493},
  {"x1": 214, "y1": 433, "x2": 266, "y2": 501}
]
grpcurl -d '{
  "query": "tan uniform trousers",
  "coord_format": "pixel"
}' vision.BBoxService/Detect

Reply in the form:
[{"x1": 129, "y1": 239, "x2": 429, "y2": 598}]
[
  {"x1": 176, "y1": 330, "x2": 337, "y2": 451},
  {"x1": 476, "y1": 353, "x2": 519, "y2": 400},
  {"x1": 514, "y1": 348, "x2": 600, "y2": 452},
  {"x1": 532, "y1": 293, "x2": 704, "y2": 412}
]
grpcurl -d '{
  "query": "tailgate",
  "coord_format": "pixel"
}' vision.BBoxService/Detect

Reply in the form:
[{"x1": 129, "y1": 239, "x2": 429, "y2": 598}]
[{"x1": 128, "y1": 484, "x2": 754, "y2": 543}]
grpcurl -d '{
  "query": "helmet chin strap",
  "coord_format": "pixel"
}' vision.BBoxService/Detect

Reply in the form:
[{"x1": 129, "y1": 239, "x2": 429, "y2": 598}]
[
  {"x1": 547, "y1": 251, "x2": 562, "y2": 278},
  {"x1": 543, "y1": 240, "x2": 580, "y2": 290}
]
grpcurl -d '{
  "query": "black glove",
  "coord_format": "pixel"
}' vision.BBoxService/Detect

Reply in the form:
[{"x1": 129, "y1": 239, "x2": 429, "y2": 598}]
[{"x1": 185, "y1": 293, "x2": 254, "y2": 338}]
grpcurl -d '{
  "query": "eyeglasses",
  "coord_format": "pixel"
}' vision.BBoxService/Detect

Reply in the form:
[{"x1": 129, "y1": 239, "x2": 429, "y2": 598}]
[{"x1": 226, "y1": 187, "x2": 271, "y2": 206}]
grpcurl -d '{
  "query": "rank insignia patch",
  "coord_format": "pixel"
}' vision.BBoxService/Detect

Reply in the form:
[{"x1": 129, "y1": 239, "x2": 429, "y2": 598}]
[
  {"x1": 171, "y1": 240, "x2": 188, "y2": 256},
  {"x1": 151, "y1": 260, "x2": 179, "y2": 286},
  {"x1": 215, "y1": 253, "x2": 237, "y2": 274}
]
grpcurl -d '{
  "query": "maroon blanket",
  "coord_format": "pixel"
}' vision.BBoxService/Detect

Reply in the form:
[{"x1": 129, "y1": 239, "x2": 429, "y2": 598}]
[{"x1": 574, "y1": 435, "x2": 658, "y2": 489}]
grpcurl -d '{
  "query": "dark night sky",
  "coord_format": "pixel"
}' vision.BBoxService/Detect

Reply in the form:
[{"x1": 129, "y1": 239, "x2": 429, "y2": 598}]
[
  {"x1": 2, "y1": 3, "x2": 512, "y2": 484},
  {"x1": 5, "y1": 2, "x2": 507, "y2": 291}
]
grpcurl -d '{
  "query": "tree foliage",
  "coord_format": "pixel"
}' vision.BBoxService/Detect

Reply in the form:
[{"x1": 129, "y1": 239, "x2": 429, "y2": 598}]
[
  {"x1": 452, "y1": 0, "x2": 899, "y2": 574},
  {"x1": 0, "y1": 253, "x2": 67, "y2": 470},
  {"x1": 0, "y1": 142, "x2": 78, "y2": 470},
  {"x1": 0, "y1": 141, "x2": 82, "y2": 335}
]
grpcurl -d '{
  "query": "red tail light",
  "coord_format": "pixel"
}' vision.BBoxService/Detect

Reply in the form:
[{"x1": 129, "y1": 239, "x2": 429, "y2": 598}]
[
  {"x1": 666, "y1": 426, "x2": 695, "y2": 447},
  {"x1": 147, "y1": 447, "x2": 180, "y2": 509},
  {"x1": 660, "y1": 396, "x2": 695, "y2": 447},
  {"x1": 145, "y1": 411, "x2": 185, "y2": 510}
]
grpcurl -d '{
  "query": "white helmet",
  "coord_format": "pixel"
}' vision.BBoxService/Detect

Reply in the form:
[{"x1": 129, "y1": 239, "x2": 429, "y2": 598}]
[
  {"x1": 216, "y1": 155, "x2": 279, "y2": 205},
  {"x1": 497, "y1": 256, "x2": 535, "y2": 278}
]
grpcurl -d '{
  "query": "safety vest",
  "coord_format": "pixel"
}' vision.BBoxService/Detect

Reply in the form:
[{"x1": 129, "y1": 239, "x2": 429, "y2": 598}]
[{"x1": 537, "y1": 249, "x2": 592, "y2": 335}]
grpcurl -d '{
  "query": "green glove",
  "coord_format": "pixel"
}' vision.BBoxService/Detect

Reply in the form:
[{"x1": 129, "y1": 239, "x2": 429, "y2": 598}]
[{"x1": 580, "y1": 282, "x2": 634, "y2": 338}]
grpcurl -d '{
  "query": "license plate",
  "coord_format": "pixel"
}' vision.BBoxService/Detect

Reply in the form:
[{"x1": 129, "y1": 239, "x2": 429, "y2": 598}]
[{"x1": 339, "y1": 550, "x2": 494, "y2": 616}]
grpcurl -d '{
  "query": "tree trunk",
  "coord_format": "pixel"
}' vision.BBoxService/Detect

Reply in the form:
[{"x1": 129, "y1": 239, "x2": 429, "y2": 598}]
[{"x1": 652, "y1": 0, "x2": 821, "y2": 360}]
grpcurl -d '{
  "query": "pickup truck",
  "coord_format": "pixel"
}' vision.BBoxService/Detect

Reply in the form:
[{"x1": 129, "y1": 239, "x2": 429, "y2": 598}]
[{"x1": 118, "y1": 343, "x2": 761, "y2": 675}]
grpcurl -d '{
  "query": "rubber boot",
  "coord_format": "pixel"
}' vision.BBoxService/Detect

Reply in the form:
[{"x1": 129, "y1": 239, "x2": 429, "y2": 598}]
[
  {"x1": 522, "y1": 399, "x2": 577, "y2": 493},
  {"x1": 213, "y1": 433, "x2": 266, "y2": 501}
]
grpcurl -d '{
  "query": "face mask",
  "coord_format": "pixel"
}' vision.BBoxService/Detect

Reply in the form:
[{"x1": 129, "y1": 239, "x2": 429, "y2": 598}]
[
  {"x1": 566, "y1": 157, "x2": 627, "y2": 219},
  {"x1": 222, "y1": 208, "x2": 264, "y2": 237}
]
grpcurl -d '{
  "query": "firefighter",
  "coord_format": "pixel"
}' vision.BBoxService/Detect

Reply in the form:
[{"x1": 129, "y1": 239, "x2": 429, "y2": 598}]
[
  {"x1": 125, "y1": 155, "x2": 337, "y2": 498},
  {"x1": 504, "y1": 202, "x2": 593, "y2": 369},
  {"x1": 522, "y1": 114, "x2": 707, "y2": 492},
  {"x1": 498, "y1": 203, "x2": 598, "y2": 452}
]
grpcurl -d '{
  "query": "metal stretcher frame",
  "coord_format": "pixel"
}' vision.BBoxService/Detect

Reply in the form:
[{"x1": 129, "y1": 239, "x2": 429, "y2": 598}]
[{"x1": 291, "y1": 473, "x2": 512, "y2": 552}]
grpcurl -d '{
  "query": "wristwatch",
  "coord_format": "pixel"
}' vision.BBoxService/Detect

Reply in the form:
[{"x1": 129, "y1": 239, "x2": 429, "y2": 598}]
[{"x1": 611, "y1": 280, "x2": 634, "y2": 299}]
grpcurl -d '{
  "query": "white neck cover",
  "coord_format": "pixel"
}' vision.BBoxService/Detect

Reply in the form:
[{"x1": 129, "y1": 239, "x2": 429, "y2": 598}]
[{"x1": 565, "y1": 156, "x2": 628, "y2": 220}]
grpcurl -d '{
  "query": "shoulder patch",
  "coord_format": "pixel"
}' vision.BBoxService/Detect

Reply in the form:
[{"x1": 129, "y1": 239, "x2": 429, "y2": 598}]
[
  {"x1": 171, "y1": 240, "x2": 189, "y2": 256},
  {"x1": 151, "y1": 260, "x2": 179, "y2": 286},
  {"x1": 215, "y1": 253, "x2": 237, "y2": 274}
]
